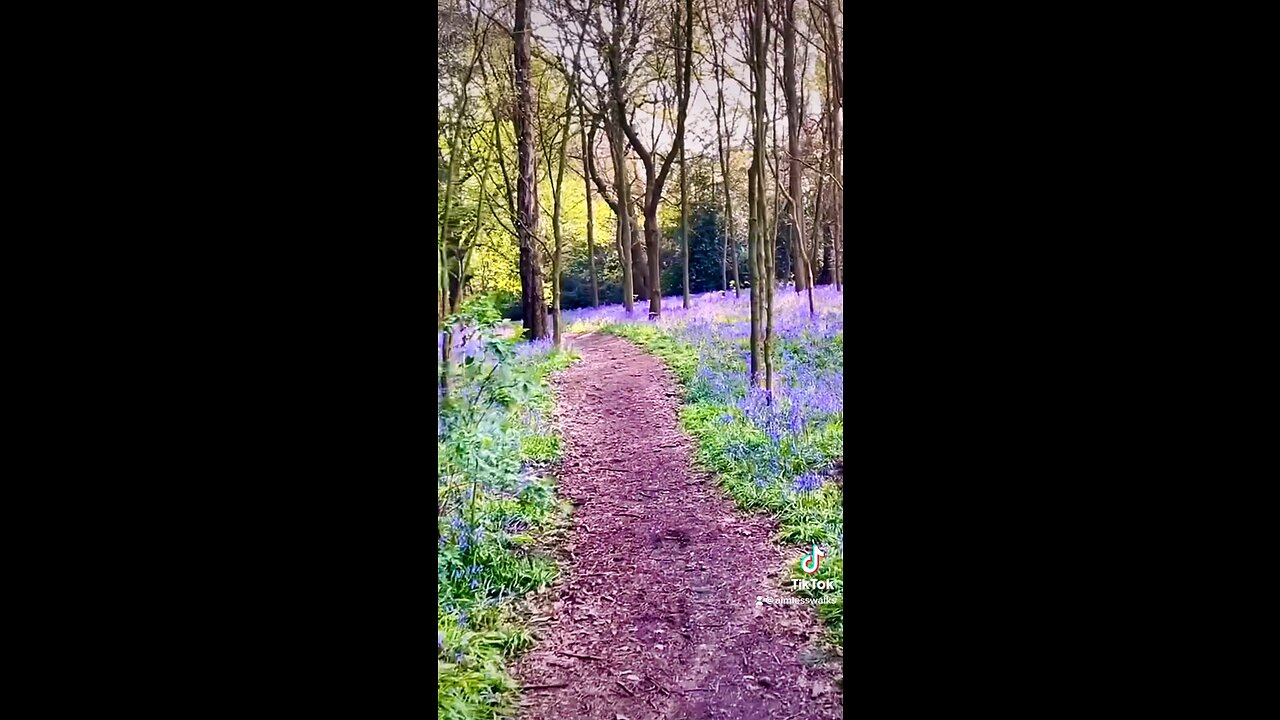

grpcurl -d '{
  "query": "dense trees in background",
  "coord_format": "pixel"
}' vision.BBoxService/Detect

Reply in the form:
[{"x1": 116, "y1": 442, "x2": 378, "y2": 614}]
[{"x1": 437, "y1": 0, "x2": 845, "y2": 354}]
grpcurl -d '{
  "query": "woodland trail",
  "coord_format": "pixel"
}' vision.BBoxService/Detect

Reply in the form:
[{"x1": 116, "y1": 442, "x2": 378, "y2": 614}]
[{"x1": 513, "y1": 333, "x2": 842, "y2": 720}]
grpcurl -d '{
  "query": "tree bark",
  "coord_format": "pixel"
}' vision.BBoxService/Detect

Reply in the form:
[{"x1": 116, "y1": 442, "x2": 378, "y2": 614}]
[
  {"x1": 680, "y1": 0, "x2": 693, "y2": 309},
  {"x1": 704, "y1": 2, "x2": 740, "y2": 297},
  {"x1": 579, "y1": 102, "x2": 600, "y2": 307},
  {"x1": 821, "y1": 0, "x2": 843, "y2": 290},
  {"x1": 551, "y1": 91, "x2": 571, "y2": 347},
  {"x1": 607, "y1": 117, "x2": 637, "y2": 312},
  {"x1": 604, "y1": 0, "x2": 694, "y2": 319},
  {"x1": 747, "y1": 0, "x2": 767, "y2": 388},
  {"x1": 782, "y1": 0, "x2": 814, "y2": 315},
  {"x1": 514, "y1": 0, "x2": 547, "y2": 339}
]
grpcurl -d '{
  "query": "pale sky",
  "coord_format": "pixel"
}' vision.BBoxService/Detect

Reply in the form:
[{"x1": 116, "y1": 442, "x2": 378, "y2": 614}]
[{"x1": 527, "y1": 6, "x2": 827, "y2": 160}]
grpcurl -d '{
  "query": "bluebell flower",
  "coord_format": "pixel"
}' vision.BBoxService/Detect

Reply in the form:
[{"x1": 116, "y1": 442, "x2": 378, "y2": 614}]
[
  {"x1": 793, "y1": 474, "x2": 823, "y2": 493},
  {"x1": 438, "y1": 631, "x2": 445, "y2": 649}
]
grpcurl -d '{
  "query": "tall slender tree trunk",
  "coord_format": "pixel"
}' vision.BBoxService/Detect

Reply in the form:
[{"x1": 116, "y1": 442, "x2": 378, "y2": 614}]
[
  {"x1": 644, "y1": 197, "x2": 661, "y2": 319},
  {"x1": 679, "y1": 0, "x2": 693, "y2": 309},
  {"x1": 782, "y1": 0, "x2": 814, "y2": 315},
  {"x1": 823, "y1": 0, "x2": 843, "y2": 291},
  {"x1": 551, "y1": 93, "x2": 571, "y2": 348},
  {"x1": 811, "y1": 149, "x2": 828, "y2": 284},
  {"x1": 769, "y1": 53, "x2": 784, "y2": 286},
  {"x1": 584, "y1": 120, "x2": 637, "y2": 311},
  {"x1": 580, "y1": 106, "x2": 600, "y2": 307},
  {"x1": 452, "y1": 170, "x2": 487, "y2": 314},
  {"x1": 514, "y1": 0, "x2": 547, "y2": 339},
  {"x1": 705, "y1": 2, "x2": 739, "y2": 297},
  {"x1": 747, "y1": 0, "x2": 768, "y2": 389},
  {"x1": 761, "y1": 0, "x2": 774, "y2": 391},
  {"x1": 609, "y1": 120, "x2": 635, "y2": 313},
  {"x1": 681, "y1": 151, "x2": 690, "y2": 308}
]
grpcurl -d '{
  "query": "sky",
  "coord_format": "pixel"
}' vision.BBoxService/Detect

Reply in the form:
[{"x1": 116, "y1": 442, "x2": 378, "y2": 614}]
[{"x1": 525, "y1": 5, "x2": 829, "y2": 159}]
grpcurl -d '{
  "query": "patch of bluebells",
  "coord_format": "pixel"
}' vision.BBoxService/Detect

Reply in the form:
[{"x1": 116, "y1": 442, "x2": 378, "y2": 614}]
[
  {"x1": 793, "y1": 473, "x2": 824, "y2": 493},
  {"x1": 565, "y1": 285, "x2": 843, "y2": 496}
]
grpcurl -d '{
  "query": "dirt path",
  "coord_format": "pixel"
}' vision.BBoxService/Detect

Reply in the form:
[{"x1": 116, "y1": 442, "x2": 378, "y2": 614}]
[{"x1": 513, "y1": 333, "x2": 842, "y2": 720}]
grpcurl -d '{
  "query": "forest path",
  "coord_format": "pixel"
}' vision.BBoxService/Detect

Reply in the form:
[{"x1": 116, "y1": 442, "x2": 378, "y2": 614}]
[{"x1": 513, "y1": 332, "x2": 842, "y2": 720}]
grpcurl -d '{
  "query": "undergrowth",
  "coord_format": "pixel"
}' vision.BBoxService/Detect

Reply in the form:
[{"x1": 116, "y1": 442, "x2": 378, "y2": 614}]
[
  {"x1": 567, "y1": 288, "x2": 844, "y2": 647},
  {"x1": 438, "y1": 301, "x2": 578, "y2": 720}
]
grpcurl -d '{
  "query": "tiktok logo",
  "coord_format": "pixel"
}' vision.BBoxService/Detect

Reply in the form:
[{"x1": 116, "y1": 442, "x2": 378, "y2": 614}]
[{"x1": 800, "y1": 544, "x2": 827, "y2": 574}]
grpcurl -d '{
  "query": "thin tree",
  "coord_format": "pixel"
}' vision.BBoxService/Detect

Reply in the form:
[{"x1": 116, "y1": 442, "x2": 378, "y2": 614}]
[
  {"x1": 539, "y1": 81, "x2": 574, "y2": 346},
  {"x1": 439, "y1": 8, "x2": 490, "y2": 393},
  {"x1": 781, "y1": 0, "x2": 814, "y2": 314},
  {"x1": 701, "y1": 0, "x2": 741, "y2": 297},
  {"x1": 577, "y1": 88, "x2": 600, "y2": 307},
  {"x1": 678, "y1": 0, "x2": 694, "y2": 309},
  {"x1": 744, "y1": 0, "x2": 773, "y2": 389},
  {"x1": 514, "y1": 0, "x2": 548, "y2": 339},
  {"x1": 601, "y1": 0, "x2": 694, "y2": 319},
  {"x1": 813, "y1": 0, "x2": 842, "y2": 289}
]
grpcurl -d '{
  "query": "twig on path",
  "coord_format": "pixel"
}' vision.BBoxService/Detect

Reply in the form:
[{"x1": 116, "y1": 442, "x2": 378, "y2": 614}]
[
  {"x1": 645, "y1": 674, "x2": 678, "y2": 696},
  {"x1": 560, "y1": 650, "x2": 605, "y2": 660},
  {"x1": 615, "y1": 680, "x2": 635, "y2": 697},
  {"x1": 523, "y1": 683, "x2": 569, "y2": 690}
]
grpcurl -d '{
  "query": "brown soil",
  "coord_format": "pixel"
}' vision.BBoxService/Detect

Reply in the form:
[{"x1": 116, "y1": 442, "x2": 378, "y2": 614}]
[{"x1": 513, "y1": 332, "x2": 842, "y2": 720}]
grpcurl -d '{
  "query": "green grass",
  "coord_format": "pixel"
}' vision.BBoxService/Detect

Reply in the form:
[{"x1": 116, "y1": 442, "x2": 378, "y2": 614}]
[
  {"x1": 438, "y1": 343, "x2": 578, "y2": 720},
  {"x1": 595, "y1": 321, "x2": 844, "y2": 647}
]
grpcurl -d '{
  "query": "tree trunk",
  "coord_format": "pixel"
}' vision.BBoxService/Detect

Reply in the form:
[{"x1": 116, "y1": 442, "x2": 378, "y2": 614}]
[
  {"x1": 608, "y1": 118, "x2": 636, "y2": 312},
  {"x1": 748, "y1": 0, "x2": 768, "y2": 389},
  {"x1": 645, "y1": 200, "x2": 661, "y2": 319},
  {"x1": 585, "y1": 120, "x2": 637, "y2": 312},
  {"x1": 760, "y1": 0, "x2": 774, "y2": 390},
  {"x1": 606, "y1": 0, "x2": 693, "y2": 320},
  {"x1": 679, "y1": 0, "x2": 693, "y2": 309},
  {"x1": 810, "y1": 148, "x2": 828, "y2": 285},
  {"x1": 705, "y1": 9, "x2": 739, "y2": 298},
  {"x1": 782, "y1": 0, "x2": 814, "y2": 315},
  {"x1": 514, "y1": 0, "x2": 547, "y2": 339},
  {"x1": 823, "y1": 0, "x2": 843, "y2": 291},
  {"x1": 580, "y1": 105, "x2": 600, "y2": 307},
  {"x1": 551, "y1": 92, "x2": 571, "y2": 348}
]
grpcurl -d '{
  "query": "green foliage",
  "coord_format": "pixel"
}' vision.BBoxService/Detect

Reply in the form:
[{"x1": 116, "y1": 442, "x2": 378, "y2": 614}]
[
  {"x1": 591, "y1": 312, "x2": 844, "y2": 647},
  {"x1": 438, "y1": 321, "x2": 577, "y2": 720},
  {"x1": 662, "y1": 204, "x2": 731, "y2": 295}
]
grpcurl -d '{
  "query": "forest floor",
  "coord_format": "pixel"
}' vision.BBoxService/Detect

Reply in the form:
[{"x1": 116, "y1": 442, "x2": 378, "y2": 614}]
[{"x1": 512, "y1": 332, "x2": 843, "y2": 720}]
